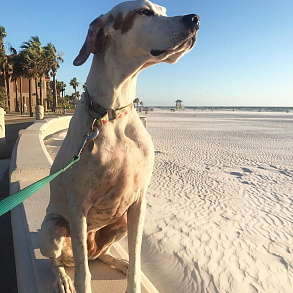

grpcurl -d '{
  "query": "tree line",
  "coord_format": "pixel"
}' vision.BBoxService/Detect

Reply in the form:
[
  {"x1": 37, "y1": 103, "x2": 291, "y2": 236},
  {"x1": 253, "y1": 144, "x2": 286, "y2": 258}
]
[
  {"x1": 48, "y1": 77, "x2": 83, "y2": 110},
  {"x1": 0, "y1": 26, "x2": 83, "y2": 115}
]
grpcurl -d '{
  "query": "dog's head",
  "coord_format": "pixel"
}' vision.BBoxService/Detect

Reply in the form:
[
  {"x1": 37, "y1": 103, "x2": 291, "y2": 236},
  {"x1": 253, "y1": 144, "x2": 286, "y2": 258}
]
[{"x1": 73, "y1": 0, "x2": 200, "y2": 66}]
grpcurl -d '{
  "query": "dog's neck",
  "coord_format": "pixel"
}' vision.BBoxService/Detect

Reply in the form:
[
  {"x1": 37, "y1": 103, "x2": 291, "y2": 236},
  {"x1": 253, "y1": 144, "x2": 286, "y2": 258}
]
[{"x1": 86, "y1": 52, "x2": 146, "y2": 110}]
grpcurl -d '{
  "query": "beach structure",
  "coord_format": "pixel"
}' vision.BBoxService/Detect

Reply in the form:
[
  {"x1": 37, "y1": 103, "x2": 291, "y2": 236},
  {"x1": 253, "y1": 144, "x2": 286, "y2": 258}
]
[
  {"x1": 0, "y1": 74, "x2": 50, "y2": 113},
  {"x1": 175, "y1": 99, "x2": 184, "y2": 110}
]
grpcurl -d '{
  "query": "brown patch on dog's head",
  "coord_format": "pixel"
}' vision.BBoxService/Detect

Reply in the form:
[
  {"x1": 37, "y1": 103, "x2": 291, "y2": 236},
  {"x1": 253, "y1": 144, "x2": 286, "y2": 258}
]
[
  {"x1": 73, "y1": 14, "x2": 114, "y2": 66},
  {"x1": 113, "y1": 12, "x2": 123, "y2": 31},
  {"x1": 113, "y1": 10, "x2": 139, "y2": 34}
]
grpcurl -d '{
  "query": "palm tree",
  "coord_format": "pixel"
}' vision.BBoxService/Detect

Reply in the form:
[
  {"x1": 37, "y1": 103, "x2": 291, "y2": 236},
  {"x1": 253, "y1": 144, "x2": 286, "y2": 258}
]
[
  {"x1": 56, "y1": 81, "x2": 66, "y2": 98},
  {"x1": 19, "y1": 38, "x2": 41, "y2": 116},
  {"x1": 10, "y1": 51, "x2": 23, "y2": 112},
  {"x1": 56, "y1": 81, "x2": 67, "y2": 106},
  {"x1": 61, "y1": 82, "x2": 66, "y2": 98},
  {"x1": 0, "y1": 26, "x2": 9, "y2": 109},
  {"x1": 21, "y1": 37, "x2": 43, "y2": 104},
  {"x1": 0, "y1": 26, "x2": 6, "y2": 45},
  {"x1": 17, "y1": 50, "x2": 33, "y2": 116},
  {"x1": 43, "y1": 43, "x2": 63, "y2": 110},
  {"x1": 14, "y1": 54, "x2": 24, "y2": 114},
  {"x1": 134, "y1": 97, "x2": 140, "y2": 108},
  {"x1": 20, "y1": 36, "x2": 46, "y2": 114},
  {"x1": 0, "y1": 86, "x2": 6, "y2": 108},
  {"x1": 70, "y1": 77, "x2": 79, "y2": 100},
  {"x1": 46, "y1": 81, "x2": 53, "y2": 109},
  {"x1": 82, "y1": 82, "x2": 86, "y2": 91}
]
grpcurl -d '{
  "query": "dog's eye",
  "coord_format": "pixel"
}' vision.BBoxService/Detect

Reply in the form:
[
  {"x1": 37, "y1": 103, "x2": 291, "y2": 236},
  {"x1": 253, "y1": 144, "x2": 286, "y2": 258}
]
[{"x1": 139, "y1": 8, "x2": 154, "y2": 16}]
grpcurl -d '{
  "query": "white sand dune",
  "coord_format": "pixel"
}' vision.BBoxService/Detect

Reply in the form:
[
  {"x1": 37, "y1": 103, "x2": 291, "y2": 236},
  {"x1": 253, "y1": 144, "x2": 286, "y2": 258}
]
[{"x1": 45, "y1": 110, "x2": 293, "y2": 293}]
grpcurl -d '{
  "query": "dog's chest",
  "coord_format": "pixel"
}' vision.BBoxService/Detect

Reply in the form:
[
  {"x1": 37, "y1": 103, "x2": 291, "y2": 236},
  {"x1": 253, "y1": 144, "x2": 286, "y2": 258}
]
[{"x1": 84, "y1": 132, "x2": 154, "y2": 229}]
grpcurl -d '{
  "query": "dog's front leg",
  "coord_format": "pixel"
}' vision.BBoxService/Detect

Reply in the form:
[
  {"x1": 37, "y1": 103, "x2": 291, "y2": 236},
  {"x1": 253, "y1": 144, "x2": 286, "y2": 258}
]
[
  {"x1": 127, "y1": 196, "x2": 146, "y2": 293},
  {"x1": 69, "y1": 203, "x2": 91, "y2": 293}
]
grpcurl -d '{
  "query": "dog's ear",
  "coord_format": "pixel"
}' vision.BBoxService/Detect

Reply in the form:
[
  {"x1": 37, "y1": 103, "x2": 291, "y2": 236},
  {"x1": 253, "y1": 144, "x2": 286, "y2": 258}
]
[{"x1": 73, "y1": 14, "x2": 111, "y2": 66}]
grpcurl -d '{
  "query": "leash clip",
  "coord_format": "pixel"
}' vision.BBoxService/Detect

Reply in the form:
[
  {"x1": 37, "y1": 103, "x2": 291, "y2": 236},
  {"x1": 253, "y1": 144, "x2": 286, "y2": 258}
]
[{"x1": 76, "y1": 127, "x2": 99, "y2": 158}]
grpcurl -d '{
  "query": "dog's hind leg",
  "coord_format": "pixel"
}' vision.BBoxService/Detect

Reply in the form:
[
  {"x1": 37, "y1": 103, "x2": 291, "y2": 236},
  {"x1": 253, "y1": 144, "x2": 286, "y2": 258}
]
[
  {"x1": 38, "y1": 213, "x2": 75, "y2": 293},
  {"x1": 94, "y1": 213, "x2": 129, "y2": 274}
]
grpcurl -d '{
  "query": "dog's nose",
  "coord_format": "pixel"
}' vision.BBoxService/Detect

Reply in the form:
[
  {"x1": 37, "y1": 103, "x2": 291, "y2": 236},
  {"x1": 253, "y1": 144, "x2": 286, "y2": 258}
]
[{"x1": 183, "y1": 14, "x2": 200, "y2": 30}]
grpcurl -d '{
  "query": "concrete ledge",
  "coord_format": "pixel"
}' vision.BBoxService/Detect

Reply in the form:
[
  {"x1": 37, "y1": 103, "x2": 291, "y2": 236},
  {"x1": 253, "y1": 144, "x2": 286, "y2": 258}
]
[
  {"x1": 10, "y1": 117, "x2": 72, "y2": 182},
  {"x1": 10, "y1": 116, "x2": 158, "y2": 293}
]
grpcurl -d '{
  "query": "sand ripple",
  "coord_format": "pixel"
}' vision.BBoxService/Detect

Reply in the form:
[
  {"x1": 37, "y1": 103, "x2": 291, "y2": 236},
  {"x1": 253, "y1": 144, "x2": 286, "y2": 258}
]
[{"x1": 142, "y1": 110, "x2": 293, "y2": 293}]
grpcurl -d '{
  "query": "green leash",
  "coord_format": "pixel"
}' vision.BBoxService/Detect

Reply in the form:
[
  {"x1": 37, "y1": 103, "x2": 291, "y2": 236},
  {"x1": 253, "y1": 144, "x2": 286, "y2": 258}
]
[
  {"x1": 0, "y1": 126, "x2": 99, "y2": 217},
  {"x1": 0, "y1": 156, "x2": 80, "y2": 217}
]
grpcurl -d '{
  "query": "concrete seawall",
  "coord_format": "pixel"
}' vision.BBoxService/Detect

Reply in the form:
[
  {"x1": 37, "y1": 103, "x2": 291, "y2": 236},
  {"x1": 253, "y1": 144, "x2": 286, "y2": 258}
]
[{"x1": 9, "y1": 116, "x2": 158, "y2": 293}]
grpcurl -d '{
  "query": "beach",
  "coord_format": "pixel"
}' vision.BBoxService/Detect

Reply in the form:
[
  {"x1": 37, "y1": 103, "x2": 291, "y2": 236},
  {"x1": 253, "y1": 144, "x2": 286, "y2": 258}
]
[{"x1": 44, "y1": 109, "x2": 293, "y2": 293}]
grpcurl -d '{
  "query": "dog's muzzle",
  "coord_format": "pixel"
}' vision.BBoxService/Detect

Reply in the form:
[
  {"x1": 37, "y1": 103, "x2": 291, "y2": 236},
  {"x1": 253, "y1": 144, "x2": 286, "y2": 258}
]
[{"x1": 150, "y1": 13, "x2": 200, "y2": 57}]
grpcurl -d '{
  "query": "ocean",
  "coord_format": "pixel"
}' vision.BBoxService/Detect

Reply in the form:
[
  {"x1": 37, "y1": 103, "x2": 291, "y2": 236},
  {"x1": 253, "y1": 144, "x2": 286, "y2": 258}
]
[{"x1": 154, "y1": 106, "x2": 293, "y2": 113}]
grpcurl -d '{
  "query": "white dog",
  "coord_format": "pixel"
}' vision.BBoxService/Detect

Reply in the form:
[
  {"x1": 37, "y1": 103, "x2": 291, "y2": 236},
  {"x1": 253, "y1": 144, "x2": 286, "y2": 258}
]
[{"x1": 38, "y1": 1, "x2": 199, "y2": 292}]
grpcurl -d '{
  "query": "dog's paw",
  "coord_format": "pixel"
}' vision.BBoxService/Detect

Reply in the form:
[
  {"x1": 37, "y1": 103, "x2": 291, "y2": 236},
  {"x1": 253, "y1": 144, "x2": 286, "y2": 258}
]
[
  {"x1": 114, "y1": 258, "x2": 129, "y2": 275},
  {"x1": 54, "y1": 274, "x2": 76, "y2": 293},
  {"x1": 99, "y1": 253, "x2": 129, "y2": 275}
]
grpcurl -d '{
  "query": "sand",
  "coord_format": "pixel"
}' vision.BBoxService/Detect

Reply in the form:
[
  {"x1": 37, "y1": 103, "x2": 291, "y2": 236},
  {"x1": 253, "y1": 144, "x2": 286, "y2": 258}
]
[{"x1": 44, "y1": 110, "x2": 293, "y2": 293}]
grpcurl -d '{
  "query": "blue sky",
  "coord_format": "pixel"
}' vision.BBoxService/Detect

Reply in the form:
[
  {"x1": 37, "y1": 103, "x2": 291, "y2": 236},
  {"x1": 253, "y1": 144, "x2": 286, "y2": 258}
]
[{"x1": 2, "y1": 0, "x2": 293, "y2": 106}]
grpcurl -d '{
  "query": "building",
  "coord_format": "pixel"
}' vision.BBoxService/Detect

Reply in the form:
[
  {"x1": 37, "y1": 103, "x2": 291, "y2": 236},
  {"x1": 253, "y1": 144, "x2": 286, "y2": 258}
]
[
  {"x1": 0, "y1": 74, "x2": 50, "y2": 113},
  {"x1": 175, "y1": 99, "x2": 184, "y2": 110}
]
